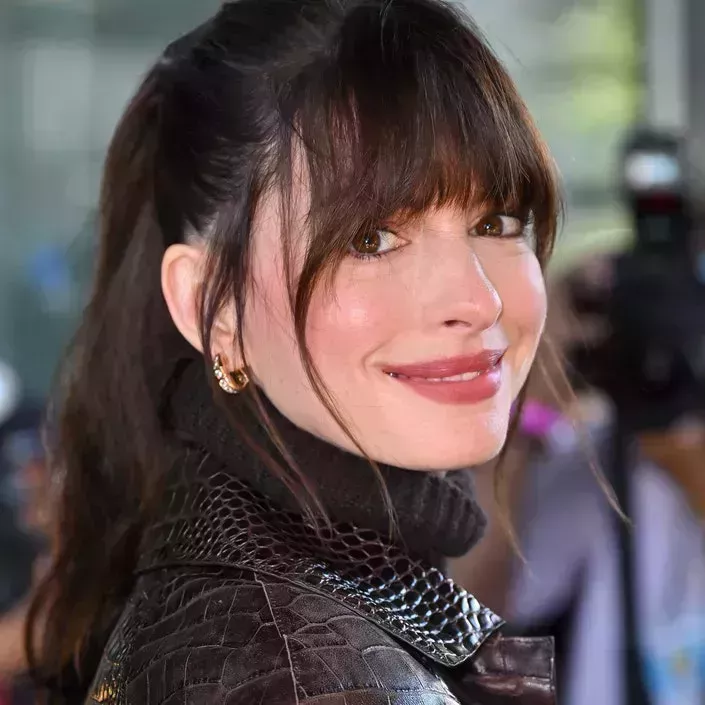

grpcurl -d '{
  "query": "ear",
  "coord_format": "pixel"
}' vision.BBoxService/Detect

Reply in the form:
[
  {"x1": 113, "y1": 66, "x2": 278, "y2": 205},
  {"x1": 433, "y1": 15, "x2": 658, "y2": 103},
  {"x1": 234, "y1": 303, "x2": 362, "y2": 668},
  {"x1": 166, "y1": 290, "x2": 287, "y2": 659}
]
[
  {"x1": 161, "y1": 243, "x2": 206, "y2": 353},
  {"x1": 161, "y1": 243, "x2": 237, "y2": 358}
]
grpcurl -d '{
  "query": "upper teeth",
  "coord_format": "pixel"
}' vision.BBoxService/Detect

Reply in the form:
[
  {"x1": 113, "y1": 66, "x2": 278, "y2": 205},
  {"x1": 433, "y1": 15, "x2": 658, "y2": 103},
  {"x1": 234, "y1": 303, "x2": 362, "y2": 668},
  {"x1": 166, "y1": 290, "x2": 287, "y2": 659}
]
[
  {"x1": 423, "y1": 371, "x2": 481, "y2": 382},
  {"x1": 387, "y1": 371, "x2": 482, "y2": 382}
]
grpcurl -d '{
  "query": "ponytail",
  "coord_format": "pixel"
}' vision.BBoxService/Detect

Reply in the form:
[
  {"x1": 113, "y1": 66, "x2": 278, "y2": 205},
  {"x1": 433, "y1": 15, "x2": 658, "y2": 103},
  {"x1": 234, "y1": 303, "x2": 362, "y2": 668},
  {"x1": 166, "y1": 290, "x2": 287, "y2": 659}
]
[{"x1": 26, "y1": 67, "x2": 188, "y2": 693}]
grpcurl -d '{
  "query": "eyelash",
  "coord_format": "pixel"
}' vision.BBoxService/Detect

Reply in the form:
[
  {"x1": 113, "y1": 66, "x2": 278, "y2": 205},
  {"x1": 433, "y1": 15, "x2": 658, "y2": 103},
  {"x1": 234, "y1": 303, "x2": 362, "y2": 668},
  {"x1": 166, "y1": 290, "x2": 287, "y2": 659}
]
[
  {"x1": 351, "y1": 249, "x2": 394, "y2": 262},
  {"x1": 348, "y1": 213, "x2": 532, "y2": 262},
  {"x1": 472, "y1": 214, "x2": 531, "y2": 239},
  {"x1": 348, "y1": 230, "x2": 407, "y2": 261},
  {"x1": 352, "y1": 252, "x2": 387, "y2": 261}
]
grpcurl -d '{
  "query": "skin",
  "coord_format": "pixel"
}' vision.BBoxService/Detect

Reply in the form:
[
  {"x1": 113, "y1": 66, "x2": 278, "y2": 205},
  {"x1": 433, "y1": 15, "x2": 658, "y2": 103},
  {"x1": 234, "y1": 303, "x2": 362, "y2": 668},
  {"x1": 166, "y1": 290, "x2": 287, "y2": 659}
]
[{"x1": 162, "y1": 184, "x2": 547, "y2": 472}]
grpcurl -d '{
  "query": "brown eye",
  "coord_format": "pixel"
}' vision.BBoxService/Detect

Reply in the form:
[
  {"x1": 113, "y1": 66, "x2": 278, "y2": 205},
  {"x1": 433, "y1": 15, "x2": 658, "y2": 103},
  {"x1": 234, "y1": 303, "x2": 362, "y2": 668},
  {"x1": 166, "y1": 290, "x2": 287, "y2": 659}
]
[
  {"x1": 476, "y1": 215, "x2": 505, "y2": 237},
  {"x1": 351, "y1": 231, "x2": 382, "y2": 255},
  {"x1": 473, "y1": 214, "x2": 523, "y2": 238},
  {"x1": 349, "y1": 229, "x2": 405, "y2": 258}
]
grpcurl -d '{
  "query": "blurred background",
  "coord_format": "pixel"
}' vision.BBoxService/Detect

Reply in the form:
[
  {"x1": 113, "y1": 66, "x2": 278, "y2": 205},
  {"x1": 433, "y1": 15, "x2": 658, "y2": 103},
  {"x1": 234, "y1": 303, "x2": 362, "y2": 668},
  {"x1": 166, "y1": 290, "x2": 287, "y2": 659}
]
[{"x1": 0, "y1": 0, "x2": 704, "y2": 704}]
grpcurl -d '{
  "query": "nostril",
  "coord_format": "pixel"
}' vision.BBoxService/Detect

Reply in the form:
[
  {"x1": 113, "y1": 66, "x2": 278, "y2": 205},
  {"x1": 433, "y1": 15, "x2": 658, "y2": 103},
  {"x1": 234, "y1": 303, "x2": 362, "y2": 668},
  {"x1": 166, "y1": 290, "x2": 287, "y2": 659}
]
[{"x1": 443, "y1": 319, "x2": 470, "y2": 328}]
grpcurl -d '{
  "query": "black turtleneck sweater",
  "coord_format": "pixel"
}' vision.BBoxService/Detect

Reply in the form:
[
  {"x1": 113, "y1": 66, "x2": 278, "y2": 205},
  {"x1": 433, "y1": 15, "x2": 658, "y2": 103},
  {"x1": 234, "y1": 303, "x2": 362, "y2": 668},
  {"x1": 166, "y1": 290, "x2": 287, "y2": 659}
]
[{"x1": 163, "y1": 358, "x2": 487, "y2": 564}]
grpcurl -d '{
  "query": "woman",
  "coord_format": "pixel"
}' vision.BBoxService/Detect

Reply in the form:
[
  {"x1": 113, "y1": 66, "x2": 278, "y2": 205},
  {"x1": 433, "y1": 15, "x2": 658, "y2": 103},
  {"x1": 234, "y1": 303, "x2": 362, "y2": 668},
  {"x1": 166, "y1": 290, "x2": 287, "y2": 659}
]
[{"x1": 28, "y1": 0, "x2": 560, "y2": 702}]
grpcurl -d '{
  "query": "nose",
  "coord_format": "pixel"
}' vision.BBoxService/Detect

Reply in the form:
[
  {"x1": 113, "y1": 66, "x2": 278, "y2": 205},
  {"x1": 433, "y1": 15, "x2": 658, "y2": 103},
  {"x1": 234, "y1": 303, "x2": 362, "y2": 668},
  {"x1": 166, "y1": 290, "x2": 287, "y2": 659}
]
[{"x1": 416, "y1": 240, "x2": 503, "y2": 333}]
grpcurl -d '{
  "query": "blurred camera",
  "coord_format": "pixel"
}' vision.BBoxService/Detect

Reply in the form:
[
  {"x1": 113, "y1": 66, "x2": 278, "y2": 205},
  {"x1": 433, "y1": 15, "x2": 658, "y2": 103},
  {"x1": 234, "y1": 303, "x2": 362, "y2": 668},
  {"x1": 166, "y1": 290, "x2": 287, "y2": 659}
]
[{"x1": 569, "y1": 128, "x2": 705, "y2": 432}]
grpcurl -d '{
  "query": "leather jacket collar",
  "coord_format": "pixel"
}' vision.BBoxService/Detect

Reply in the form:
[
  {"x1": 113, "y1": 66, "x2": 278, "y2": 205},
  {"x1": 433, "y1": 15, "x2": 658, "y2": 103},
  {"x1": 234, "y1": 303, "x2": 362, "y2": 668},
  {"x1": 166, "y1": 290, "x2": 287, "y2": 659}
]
[
  {"x1": 137, "y1": 445, "x2": 555, "y2": 704},
  {"x1": 139, "y1": 446, "x2": 504, "y2": 667}
]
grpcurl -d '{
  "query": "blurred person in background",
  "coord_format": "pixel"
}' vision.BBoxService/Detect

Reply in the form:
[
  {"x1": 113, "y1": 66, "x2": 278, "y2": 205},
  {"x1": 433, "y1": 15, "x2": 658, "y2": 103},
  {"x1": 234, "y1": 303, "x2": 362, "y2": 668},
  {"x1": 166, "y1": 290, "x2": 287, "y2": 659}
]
[
  {"x1": 0, "y1": 362, "x2": 47, "y2": 704},
  {"x1": 452, "y1": 256, "x2": 705, "y2": 705},
  {"x1": 24, "y1": 0, "x2": 566, "y2": 703}
]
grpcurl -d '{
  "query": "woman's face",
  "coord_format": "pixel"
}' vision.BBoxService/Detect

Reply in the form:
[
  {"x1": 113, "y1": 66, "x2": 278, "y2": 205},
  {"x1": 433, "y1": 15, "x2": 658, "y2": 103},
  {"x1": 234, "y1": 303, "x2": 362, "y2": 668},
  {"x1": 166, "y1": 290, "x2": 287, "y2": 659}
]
[{"x1": 241, "y1": 192, "x2": 547, "y2": 471}]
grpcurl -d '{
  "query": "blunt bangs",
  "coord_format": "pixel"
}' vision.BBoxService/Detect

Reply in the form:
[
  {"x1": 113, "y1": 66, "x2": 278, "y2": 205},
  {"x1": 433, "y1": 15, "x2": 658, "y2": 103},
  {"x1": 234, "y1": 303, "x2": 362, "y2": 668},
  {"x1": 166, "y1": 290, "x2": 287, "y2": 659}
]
[{"x1": 270, "y1": 0, "x2": 560, "y2": 281}]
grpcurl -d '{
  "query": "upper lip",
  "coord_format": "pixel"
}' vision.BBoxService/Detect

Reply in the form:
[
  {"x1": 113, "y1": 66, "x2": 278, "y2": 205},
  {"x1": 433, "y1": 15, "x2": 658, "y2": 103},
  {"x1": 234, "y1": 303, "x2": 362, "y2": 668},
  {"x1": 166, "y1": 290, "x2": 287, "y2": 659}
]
[{"x1": 381, "y1": 350, "x2": 506, "y2": 378}]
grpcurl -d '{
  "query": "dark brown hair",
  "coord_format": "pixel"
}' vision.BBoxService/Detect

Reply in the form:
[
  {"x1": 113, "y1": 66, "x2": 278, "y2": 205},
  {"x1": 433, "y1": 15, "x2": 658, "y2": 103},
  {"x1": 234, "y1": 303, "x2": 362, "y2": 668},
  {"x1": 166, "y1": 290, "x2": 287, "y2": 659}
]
[{"x1": 28, "y1": 0, "x2": 560, "y2": 694}]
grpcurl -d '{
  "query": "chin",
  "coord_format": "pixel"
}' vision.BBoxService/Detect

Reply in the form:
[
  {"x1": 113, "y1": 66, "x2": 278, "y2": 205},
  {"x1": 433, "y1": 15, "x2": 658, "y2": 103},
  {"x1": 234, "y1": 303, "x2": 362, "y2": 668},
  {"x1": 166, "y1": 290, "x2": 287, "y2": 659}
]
[{"x1": 376, "y1": 428, "x2": 509, "y2": 472}]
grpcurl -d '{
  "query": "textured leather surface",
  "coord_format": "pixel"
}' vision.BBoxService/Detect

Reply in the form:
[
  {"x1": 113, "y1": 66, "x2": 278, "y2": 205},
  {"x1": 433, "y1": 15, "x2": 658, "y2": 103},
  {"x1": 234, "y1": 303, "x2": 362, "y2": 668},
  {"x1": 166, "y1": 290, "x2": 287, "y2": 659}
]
[
  {"x1": 137, "y1": 448, "x2": 504, "y2": 667},
  {"x1": 455, "y1": 634, "x2": 556, "y2": 705},
  {"x1": 89, "y1": 568, "x2": 463, "y2": 704},
  {"x1": 86, "y1": 448, "x2": 556, "y2": 704}
]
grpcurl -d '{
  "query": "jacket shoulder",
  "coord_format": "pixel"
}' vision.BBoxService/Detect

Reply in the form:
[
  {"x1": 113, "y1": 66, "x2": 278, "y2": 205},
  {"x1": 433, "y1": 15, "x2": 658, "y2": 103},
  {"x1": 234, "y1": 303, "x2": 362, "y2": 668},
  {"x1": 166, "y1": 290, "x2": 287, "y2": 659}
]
[{"x1": 87, "y1": 567, "x2": 461, "y2": 705}]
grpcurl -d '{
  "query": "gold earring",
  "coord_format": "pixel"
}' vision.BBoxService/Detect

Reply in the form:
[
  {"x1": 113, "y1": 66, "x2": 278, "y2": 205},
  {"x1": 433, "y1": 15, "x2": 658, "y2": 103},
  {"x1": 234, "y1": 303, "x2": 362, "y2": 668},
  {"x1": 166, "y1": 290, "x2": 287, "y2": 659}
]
[{"x1": 213, "y1": 354, "x2": 249, "y2": 394}]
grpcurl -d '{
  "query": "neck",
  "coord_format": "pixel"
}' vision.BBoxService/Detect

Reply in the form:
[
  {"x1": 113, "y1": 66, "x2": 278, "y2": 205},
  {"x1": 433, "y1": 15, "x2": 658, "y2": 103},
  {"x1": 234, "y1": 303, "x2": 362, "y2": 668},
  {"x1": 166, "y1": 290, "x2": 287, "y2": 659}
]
[{"x1": 164, "y1": 359, "x2": 486, "y2": 561}]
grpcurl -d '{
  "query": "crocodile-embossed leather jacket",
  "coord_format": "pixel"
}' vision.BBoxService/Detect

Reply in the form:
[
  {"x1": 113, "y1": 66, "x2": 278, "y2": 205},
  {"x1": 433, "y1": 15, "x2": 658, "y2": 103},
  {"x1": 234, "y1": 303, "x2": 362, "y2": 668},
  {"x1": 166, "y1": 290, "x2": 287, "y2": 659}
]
[{"x1": 86, "y1": 361, "x2": 556, "y2": 705}]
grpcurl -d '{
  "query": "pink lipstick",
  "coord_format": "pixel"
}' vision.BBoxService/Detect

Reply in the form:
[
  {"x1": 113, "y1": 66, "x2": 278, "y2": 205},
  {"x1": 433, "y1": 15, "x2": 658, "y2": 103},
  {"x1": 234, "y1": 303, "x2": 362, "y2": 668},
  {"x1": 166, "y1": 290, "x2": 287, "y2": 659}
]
[{"x1": 382, "y1": 350, "x2": 505, "y2": 404}]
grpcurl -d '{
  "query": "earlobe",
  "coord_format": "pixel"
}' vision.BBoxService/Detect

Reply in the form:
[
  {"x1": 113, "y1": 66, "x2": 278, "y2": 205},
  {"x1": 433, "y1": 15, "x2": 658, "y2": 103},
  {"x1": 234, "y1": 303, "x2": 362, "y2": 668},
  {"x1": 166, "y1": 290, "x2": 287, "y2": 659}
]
[{"x1": 161, "y1": 243, "x2": 207, "y2": 353}]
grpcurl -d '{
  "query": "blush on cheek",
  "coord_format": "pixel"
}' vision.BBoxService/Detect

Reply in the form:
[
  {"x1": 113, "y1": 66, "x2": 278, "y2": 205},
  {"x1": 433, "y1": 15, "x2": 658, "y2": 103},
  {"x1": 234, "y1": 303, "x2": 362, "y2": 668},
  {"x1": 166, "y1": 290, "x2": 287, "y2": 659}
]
[
  {"x1": 306, "y1": 297, "x2": 373, "y2": 366},
  {"x1": 305, "y1": 272, "x2": 399, "y2": 360}
]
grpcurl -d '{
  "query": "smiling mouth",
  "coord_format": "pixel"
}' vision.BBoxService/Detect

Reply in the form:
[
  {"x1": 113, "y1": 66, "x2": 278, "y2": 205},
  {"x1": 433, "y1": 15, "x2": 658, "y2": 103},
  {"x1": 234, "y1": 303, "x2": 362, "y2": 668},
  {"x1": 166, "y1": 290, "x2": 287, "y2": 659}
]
[
  {"x1": 380, "y1": 351, "x2": 506, "y2": 404},
  {"x1": 381, "y1": 350, "x2": 506, "y2": 382}
]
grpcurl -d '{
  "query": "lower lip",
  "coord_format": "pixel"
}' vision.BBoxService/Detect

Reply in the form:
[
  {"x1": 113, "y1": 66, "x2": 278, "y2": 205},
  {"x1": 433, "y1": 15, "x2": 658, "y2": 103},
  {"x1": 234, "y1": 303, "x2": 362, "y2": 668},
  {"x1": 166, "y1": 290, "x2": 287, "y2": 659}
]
[{"x1": 387, "y1": 363, "x2": 503, "y2": 404}]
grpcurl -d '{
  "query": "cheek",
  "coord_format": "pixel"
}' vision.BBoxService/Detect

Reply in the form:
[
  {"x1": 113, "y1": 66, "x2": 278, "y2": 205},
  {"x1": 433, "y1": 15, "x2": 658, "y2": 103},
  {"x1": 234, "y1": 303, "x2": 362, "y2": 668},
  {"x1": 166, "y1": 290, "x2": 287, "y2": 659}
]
[
  {"x1": 306, "y1": 268, "x2": 404, "y2": 367},
  {"x1": 496, "y1": 255, "x2": 547, "y2": 399},
  {"x1": 245, "y1": 258, "x2": 404, "y2": 388},
  {"x1": 486, "y1": 249, "x2": 547, "y2": 341},
  {"x1": 509, "y1": 256, "x2": 547, "y2": 339},
  {"x1": 483, "y1": 250, "x2": 546, "y2": 398},
  {"x1": 243, "y1": 255, "x2": 301, "y2": 385}
]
